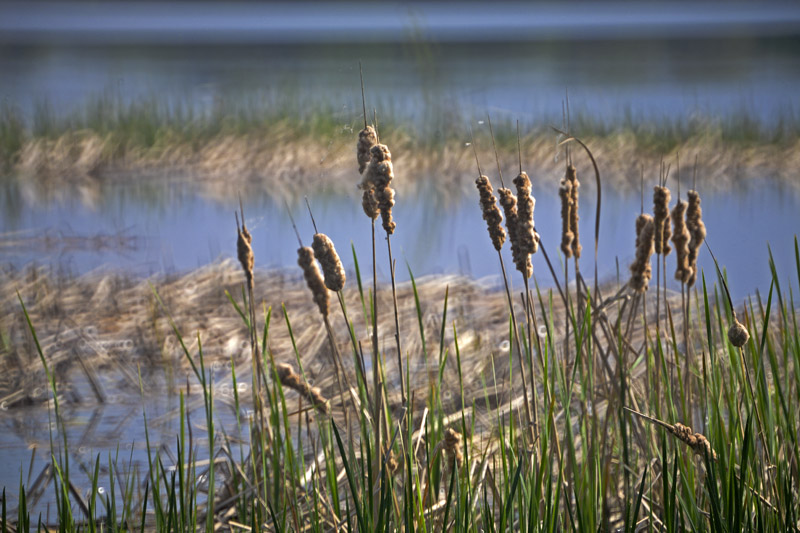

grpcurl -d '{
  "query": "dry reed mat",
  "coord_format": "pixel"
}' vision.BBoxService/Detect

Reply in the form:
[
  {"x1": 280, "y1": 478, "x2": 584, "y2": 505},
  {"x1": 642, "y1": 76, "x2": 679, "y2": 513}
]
[
  {"x1": 629, "y1": 214, "x2": 655, "y2": 293},
  {"x1": 685, "y1": 189, "x2": 706, "y2": 288}
]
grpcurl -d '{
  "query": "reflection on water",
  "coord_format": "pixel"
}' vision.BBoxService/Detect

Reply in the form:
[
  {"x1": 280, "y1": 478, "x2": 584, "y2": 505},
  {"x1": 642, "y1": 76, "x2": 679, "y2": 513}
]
[{"x1": 2, "y1": 177, "x2": 798, "y2": 302}]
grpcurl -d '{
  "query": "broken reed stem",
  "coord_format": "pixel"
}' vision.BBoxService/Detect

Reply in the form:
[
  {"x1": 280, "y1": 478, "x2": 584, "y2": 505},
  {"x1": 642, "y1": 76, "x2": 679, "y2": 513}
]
[{"x1": 275, "y1": 363, "x2": 330, "y2": 414}]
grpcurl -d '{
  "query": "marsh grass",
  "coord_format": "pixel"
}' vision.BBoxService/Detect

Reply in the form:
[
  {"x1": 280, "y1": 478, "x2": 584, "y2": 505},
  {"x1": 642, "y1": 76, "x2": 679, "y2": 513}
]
[{"x1": 2, "y1": 112, "x2": 800, "y2": 532}]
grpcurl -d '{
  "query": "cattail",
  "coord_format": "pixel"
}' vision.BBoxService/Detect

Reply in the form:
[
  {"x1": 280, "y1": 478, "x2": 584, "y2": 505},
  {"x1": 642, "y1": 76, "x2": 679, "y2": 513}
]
[
  {"x1": 499, "y1": 187, "x2": 528, "y2": 271},
  {"x1": 363, "y1": 144, "x2": 396, "y2": 234},
  {"x1": 361, "y1": 188, "x2": 379, "y2": 220},
  {"x1": 476, "y1": 175, "x2": 506, "y2": 252},
  {"x1": 312, "y1": 233, "x2": 346, "y2": 292},
  {"x1": 670, "y1": 423, "x2": 717, "y2": 460},
  {"x1": 566, "y1": 164, "x2": 581, "y2": 258},
  {"x1": 558, "y1": 176, "x2": 574, "y2": 258},
  {"x1": 728, "y1": 313, "x2": 750, "y2": 347},
  {"x1": 298, "y1": 246, "x2": 329, "y2": 317},
  {"x1": 685, "y1": 190, "x2": 706, "y2": 287},
  {"x1": 357, "y1": 125, "x2": 377, "y2": 175},
  {"x1": 443, "y1": 428, "x2": 463, "y2": 471},
  {"x1": 630, "y1": 214, "x2": 655, "y2": 292},
  {"x1": 671, "y1": 200, "x2": 692, "y2": 284},
  {"x1": 236, "y1": 219, "x2": 254, "y2": 290},
  {"x1": 513, "y1": 171, "x2": 537, "y2": 279},
  {"x1": 653, "y1": 186, "x2": 671, "y2": 255},
  {"x1": 275, "y1": 363, "x2": 329, "y2": 414}
]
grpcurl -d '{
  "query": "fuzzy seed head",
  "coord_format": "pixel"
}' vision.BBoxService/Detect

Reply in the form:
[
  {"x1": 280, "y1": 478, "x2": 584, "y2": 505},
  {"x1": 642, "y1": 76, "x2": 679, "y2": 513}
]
[
  {"x1": 362, "y1": 188, "x2": 379, "y2": 220},
  {"x1": 444, "y1": 428, "x2": 464, "y2": 471},
  {"x1": 728, "y1": 319, "x2": 750, "y2": 348},
  {"x1": 298, "y1": 246, "x2": 329, "y2": 317},
  {"x1": 565, "y1": 165, "x2": 581, "y2": 258},
  {"x1": 357, "y1": 126, "x2": 378, "y2": 174},
  {"x1": 685, "y1": 190, "x2": 706, "y2": 287},
  {"x1": 671, "y1": 200, "x2": 692, "y2": 284},
  {"x1": 653, "y1": 186, "x2": 671, "y2": 255},
  {"x1": 559, "y1": 177, "x2": 574, "y2": 258},
  {"x1": 362, "y1": 143, "x2": 396, "y2": 233},
  {"x1": 630, "y1": 214, "x2": 655, "y2": 292},
  {"x1": 237, "y1": 224, "x2": 254, "y2": 290},
  {"x1": 312, "y1": 233, "x2": 346, "y2": 292},
  {"x1": 670, "y1": 423, "x2": 717, "y2": 460},
  {"x1": 476, "y1": 175, "x2": 506, "y2": 251},
  {"x1": 275, "y1": 363, "x2": 329, "y2": 414}
]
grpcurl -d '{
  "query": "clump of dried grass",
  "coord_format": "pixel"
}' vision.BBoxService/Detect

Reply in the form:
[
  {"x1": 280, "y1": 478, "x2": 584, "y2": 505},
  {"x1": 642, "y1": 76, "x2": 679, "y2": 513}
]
[
  {"x1": 476, "y1": 175, "x2": 506, "y2": 252},
  {"x1": 312, "y1": 233, "x2": 346, "y2": 292},
  {"x1": 275, "y1": 362, "x2": 329, "y2": 414},
  {"x1": 630, "y1": 214, "x2": 655, "y2": 292},
  {"x1": 685, "y1": 189, "x2": 707, "y2": 287},
  {"x1": 297, "y1": 246, "x2": 329, "y2": 317},
  {"x1": 671, "y1": 199, "x2": 692, "y2": 284}
]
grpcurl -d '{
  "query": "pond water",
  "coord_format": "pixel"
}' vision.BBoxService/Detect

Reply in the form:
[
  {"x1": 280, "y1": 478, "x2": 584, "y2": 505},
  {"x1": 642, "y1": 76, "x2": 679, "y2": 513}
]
[{"x1": 2, "y1": 2, "x2": 800, "y2": 519}]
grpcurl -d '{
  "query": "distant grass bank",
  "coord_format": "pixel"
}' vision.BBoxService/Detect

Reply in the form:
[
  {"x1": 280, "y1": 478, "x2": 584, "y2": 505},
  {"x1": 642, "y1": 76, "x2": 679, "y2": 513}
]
[{"x1": 2, "y1": 97, "x2": 799, "y2": 203}]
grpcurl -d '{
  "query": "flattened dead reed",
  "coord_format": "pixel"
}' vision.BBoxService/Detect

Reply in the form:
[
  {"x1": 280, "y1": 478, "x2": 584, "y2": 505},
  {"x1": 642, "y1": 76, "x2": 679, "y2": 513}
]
[
  {"x1": 275, "y1": 362, "x2": 329, "y2": 414},
  {"x1": 312, "y1": 233, "x2": 346, "y2": 292},
  {"x1": 297, "y1": 246, "x2": 329, "y2": 317},
  {"x1": 686, "y1": 189, "x2": 706, "y2": 287},
  {"x1": 630, "y1": 214, "x2": 655, "y2": 292}
]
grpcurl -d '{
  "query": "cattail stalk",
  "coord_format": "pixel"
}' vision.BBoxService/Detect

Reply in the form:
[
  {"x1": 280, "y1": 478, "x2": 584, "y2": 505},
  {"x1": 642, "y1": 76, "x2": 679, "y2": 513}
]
[
  {"x1": 298, "y1": 246, "x2": 329, "y2": 318},
  {"x1": 624, "y1": 407, "x2": 716, "y2": 460},
  {"x1": 559, "y1": 177, "x2": 574, "y2": 258},
  {"x1": 476, "y1": 175, "x2": 506, "y2": 251},
  {"x1": 566, "y1": 164, "x2": 581, "y2": 259}
]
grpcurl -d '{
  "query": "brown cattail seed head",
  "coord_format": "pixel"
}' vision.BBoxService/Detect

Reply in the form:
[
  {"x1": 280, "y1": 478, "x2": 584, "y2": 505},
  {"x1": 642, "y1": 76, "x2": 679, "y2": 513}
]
[
  {"x1": 653, "y1": 186, "x2": 671, "y2": 255},
  {"x1": 362, "y1": 144, "x2": 396, "y2": 234},
  {"x1": 476, "y1": 175, "x2": 506, "y2": 252},
  {"x1": 670, "y1": 423, "x2": 717, "y2": 460},
  {"x1": 498, "y1": 187, "x2": 526, "y2": 272},
  {"x1": 361, "y1": 188, "x2": 379, "y2": 220},
  {"x1": 237, "y1": 223, "x2": 254, "y2": 290},
  {"x1": 298, "y1": 246, "x2": 329, "y2": 317},
  {"x1": 558, "y1": 176, "x2": 574, "y2": 258},
  {"x1": 513, "y1": 171, "x2": 537, "y2": 279},
  {"x1": 357, "y1": 125, "x2": 377, "y2": 175},
  {"x1": 275, "y1": 363, "x2": 329, "y2": 414},
  {"x1": 671, "y1": 200, "x2": 692, "y2": 284},
  {"x1": 565, "y1": 165, "x2": 581, "y2": 258},
  {"x1": 444, "y1": 428, "x2": 464, "y2": 471},
  {"x1": 686, "y1": 190, "x2": 707, "y2": 288},
  {"x1": 312, "y1": 233, "x2": 346, "y2": 292},
  {"x1": 630, "y1": 214, "x2": 655, "y2": 292},
  {"x1": 728, "y1": 317, "x2": 750, "y2": 347}
]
